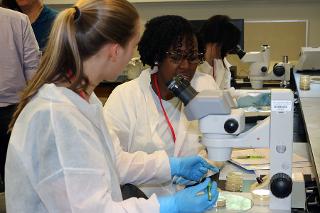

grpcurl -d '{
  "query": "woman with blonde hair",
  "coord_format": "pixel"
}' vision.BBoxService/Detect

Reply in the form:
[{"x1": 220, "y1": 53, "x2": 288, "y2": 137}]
[{"x1": 5, "y1": 0, "x2": 218, "y2": 212}]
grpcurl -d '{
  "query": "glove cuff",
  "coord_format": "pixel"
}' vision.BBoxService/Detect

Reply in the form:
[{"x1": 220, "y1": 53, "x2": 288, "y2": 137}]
[
  {"x1": 158, "y1": 195, "x2": 178, "y2": 213},
  {"x1": 169, "y1": 157, "x2": 180, "y2": 177}
]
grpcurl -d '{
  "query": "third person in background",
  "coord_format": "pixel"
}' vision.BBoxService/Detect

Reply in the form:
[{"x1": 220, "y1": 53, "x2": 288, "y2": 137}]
[
  {"x1": 0, "y1": 6, "x2": 40, "y2": 190},
  {"x1": 197, "y1": 15, "x2": 272, "y2": 108},
  {"x1": 197, "y1": 15, "x2": 241, "y2": 90},
  {"x1": 2, "y1": 0, "x2": 58, "y2": 50}
]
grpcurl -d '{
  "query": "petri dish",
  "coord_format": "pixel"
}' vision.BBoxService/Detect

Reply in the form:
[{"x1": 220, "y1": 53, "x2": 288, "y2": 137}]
[
  {"x1": 209, "y1": 192, "x2": 253, "y2": 212},
  {"x1": 251, "y1": 189, "x2": 270, "y2": 206},
  {"x1": 225, "y1": 172, "x2": 243, "y2": 192}
]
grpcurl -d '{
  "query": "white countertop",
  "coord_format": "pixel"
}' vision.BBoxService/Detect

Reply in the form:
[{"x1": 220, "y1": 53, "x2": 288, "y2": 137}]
[
  {"x1": 299, "y1": 98, "x2": 320, "y2": 185},
  {"x1": 294, "y1": 70, "x2": 320, "y2": 198}
]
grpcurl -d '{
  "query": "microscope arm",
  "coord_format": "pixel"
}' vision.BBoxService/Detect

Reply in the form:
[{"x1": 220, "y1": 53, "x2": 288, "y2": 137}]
[{"x1": 201, "y1": 116, "x2": 270, "y2": 161}]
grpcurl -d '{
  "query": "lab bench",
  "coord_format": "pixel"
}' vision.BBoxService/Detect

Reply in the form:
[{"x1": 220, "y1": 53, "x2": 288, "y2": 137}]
[
  {"x1": 95, "y1": 72, "x2": 320, "y2": 211},
  {"x1": 293, "y1": 71, "x2": 320, "y2": 199},
  {"x1": 214, "y1": 72, "x2": 320, "y2": 212},
  {"x1": 209, "y1": 143, "x2": 313, "y2": 213},
  {"x1": 234, "y1": 78, "x2": 286, "y2": 89}
]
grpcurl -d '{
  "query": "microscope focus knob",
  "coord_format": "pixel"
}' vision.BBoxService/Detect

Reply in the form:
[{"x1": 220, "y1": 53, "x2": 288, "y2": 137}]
[
  {"x1": 273, "y1": 65, "x2": 285, "y2": 77},
  {"x1": 270, "y1": 173, "x2": 292, "y2": 198},
  {"x1": 224, "y1": 119, "x2": 239, "y2": 133},
  {"x1": 261, "y1": 66, "x2": 268, "y2": 73}
]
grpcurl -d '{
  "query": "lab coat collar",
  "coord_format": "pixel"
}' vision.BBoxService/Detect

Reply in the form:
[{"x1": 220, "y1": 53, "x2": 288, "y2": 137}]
[
  {"x1": 138, "y1": 68, "x2": 160, "y2": 133},
  {"x1": 138, "y1": 69, "x2": 190, "y2": 156},
  {"x1": 198, "y1": 61, "x2": 213, "y2": 76},
  {"x1": 138, "y1": 68, "x2": 153, "y2": 92},
  {"x1": 38, "y1": 83, "x2": 103, "y2": 129}
]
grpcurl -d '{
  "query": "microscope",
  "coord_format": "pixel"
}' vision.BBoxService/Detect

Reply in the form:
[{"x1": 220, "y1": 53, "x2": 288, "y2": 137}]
[
  {"x1": 235, "y1": 45, "x2": 291, "y2": 89},
  {"x1": 295, "y1": 47, "x2": 320, "y2": 71},
  {"x1": 167, "y1": 75, "x2": 294, "y2": 211}
]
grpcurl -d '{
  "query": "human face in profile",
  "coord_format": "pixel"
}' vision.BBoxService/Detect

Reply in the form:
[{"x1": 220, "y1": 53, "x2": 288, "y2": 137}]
[
  {"x1": 15, "y1": 0, "x2": 40, "y2": 8},
  {"x1": 105, "y1": 20, "x2": 141, "y2": 81}
]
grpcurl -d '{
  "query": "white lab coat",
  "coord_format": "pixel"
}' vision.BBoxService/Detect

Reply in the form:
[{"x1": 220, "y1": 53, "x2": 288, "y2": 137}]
[
  {"x1": 197, "y1": 60, "x2": 245, "y2": 101},
  {"x1": 197, "y1": 59, "x2": 232, "y2": 90},
  {"x1": 103, "y1": 68, "x2": 218, "y2": 196},
  {"x1": 5, "y1": 83, "x2": 171, "y2": 213}
]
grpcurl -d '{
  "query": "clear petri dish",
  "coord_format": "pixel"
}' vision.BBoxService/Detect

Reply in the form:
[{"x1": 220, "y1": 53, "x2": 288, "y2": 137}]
[
  {"x1": 251, "y1": 189, "x2": 270, "y2": 206},
  {"x1": 209, "y1": 192, "x2": 253, "y2": 212}
]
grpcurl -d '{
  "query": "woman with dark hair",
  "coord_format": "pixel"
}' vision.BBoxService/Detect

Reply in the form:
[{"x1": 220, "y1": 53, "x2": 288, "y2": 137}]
[
  {"x1": 198, "y1": 15, "x2": 271, "y2": 107},
  {"x1": 6, "y1": 1, "x2": 218, "y2": 212},
  {"x1": 104, "y1": 15, "x2": 219, "y2": 198},
  {"x1": 197, "y1": 15, "x2": 241, "y2": 90}
]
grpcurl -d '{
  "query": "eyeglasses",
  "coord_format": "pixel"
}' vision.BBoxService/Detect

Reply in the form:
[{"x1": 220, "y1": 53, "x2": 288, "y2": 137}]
[{"x1": 165, "y1": 51, "x2": 204, "y2": 64}]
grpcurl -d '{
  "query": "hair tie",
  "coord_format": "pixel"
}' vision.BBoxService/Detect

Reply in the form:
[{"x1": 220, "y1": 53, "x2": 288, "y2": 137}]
[{"x1": 73, "y1": 6, "x2": 81, "y2": 22}]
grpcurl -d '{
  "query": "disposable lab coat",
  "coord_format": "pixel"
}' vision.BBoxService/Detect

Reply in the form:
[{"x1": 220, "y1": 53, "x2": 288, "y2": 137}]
[
  {"x1": 197, "y1": 60, "x2": 250, "y2": 102},
  {"x1": 5, "y1": 83, "x2": 171, "y2": 213},
  {"x1": 197, "y1": 59, "x2": 232, "y2": 90},
  {"x1": 103, "y1": 69, "x2": 217, "y2": 196}
]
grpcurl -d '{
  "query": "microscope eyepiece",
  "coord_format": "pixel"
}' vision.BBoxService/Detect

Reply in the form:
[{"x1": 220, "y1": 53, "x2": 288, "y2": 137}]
[
  {"x1": 273, "y1": 63, "x2": 285, "y2": 77},
  {"x1": 166, "y1": 75, "x2": 198, "y2": 105},
  {"x1": 235, "y1": 45, "x2": 246, "y2": 59}
]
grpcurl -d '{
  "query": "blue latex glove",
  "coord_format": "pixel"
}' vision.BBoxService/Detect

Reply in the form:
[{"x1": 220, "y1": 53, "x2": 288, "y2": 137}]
[
  {"x1": 237, "y1": 93, "x2": 271, "y2": 108},
  {"x1": 158, "y1": 178, "x2": 219, "y2": 213},
  {"x1": 169, "y1": 156, "x2": 219, "y2": 182}
]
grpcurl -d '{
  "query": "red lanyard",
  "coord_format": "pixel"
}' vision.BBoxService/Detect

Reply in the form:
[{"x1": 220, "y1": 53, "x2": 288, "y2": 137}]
[{"x1": 152, "y1": 73, "x2": 176, "y2": 143}]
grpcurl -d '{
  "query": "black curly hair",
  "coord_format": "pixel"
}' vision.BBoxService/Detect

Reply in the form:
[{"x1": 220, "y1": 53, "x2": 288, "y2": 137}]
[
  {"x1": 138, "y1": 15, "x2": 198, "y2": 68},
  {"x1": 198, "y1": 15, "x2": 241, "y2": 59}
]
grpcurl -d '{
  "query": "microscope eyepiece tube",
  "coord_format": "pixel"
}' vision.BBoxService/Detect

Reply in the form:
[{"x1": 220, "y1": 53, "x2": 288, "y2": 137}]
[
  {"x1": 166, "y1": 75, "x2": 198, "y2": 105},
  {"x1": 235, "y1": 45, "x2": 246, "y2": 59},
  {"x1": 282, "y1": 56, "x2": 288, "y2": 63},
  {"x1": 206, "y1": 147, "x2": 232, "y2": 162}
]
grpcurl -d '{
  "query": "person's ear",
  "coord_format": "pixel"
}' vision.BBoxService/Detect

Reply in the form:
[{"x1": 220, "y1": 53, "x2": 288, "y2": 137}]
[
  {"x1": 212, "y1": 43, "x2": 222, "y2": 58},
  {"x1": 107, "y1": 43, "x2": 121, "y2": 62}
]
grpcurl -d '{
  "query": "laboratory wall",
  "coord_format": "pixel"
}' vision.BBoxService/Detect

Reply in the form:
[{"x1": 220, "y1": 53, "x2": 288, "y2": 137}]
[
  {"x1": 49, "y1": 0, "x2": 320, "y2": 76},
  {"x1": 132, "y1": 0, "x2": 319, "y2": 76},
  {"x1": 49, "y1": 0, "x2": 320, "y2": 46}
]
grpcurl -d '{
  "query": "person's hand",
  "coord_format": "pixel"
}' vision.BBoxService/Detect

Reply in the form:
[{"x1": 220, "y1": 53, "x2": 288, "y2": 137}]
[
  {"x1": 158, "y1": 178, "x2": 219, "y2": 213},
  {"x1": 198, "y1": 149, "x2": 226, "y2": 169},
  {"x1": 169, "y1": 156, "x2": 219, "y2": 182}
]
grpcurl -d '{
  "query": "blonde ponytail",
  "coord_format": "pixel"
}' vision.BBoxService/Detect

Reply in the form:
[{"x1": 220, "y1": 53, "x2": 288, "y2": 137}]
[{"x1": 9, "y1": 0, "x2": 139, "y2": 131}]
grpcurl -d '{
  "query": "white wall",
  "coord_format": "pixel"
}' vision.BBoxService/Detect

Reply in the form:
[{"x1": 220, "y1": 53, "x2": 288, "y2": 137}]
[
  {"x1": 133, "y1": 1, "x2": 320, "y2": 47},
  {"x1": 49, "y1": 0, "x2": 320, "y2": 47}
]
